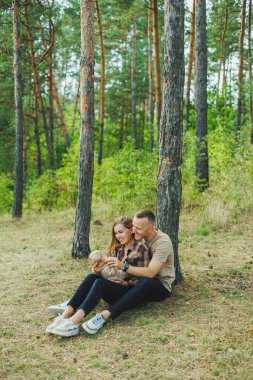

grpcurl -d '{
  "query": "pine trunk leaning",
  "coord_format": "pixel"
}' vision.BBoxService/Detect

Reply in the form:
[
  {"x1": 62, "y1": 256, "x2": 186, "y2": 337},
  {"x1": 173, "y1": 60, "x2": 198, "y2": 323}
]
[
  {"x1": 12, "y1": 0, "x2": 23, "y2": 218},
  {"x1": 236, "y1": 0, "x2": 247, "y2": 137},
  {"x1": 195, "y1": 0, "x2": 209, "y2": 191},
  {"x1": 156, "y1": 0, "x2": 184, "y2": 284},
  {"x1": 153, "y1": 0, "x2": 162, "y2": 140},
  {"x1": 248, "y1": 0, "x2": 253, "y2": 144},
  {"x1": 148, "y1": 0, "x2": 155, "y2": 152},
  {"x1": 185, "y1": 0, "x2": 195, "y2": 127},
  {"x1": 72, "y1": 0, "x2": 94, "y2": 258},
  {"x1": 96, "y1": 0, "x2": 105, "y2": 165},
  {"x1": 131, "y1": 17, "x2": 138, "y2": 149}
]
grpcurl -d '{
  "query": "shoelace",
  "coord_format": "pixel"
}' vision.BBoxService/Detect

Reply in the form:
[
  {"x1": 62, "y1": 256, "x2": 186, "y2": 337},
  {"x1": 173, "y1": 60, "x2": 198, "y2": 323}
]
[{"x1": 93, "y1": 314, "x2": 103, "y2": 325}]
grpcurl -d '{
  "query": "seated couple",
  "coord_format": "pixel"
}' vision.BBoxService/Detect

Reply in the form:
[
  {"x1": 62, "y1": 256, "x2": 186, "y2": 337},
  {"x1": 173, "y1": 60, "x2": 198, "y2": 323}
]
[{"x1": 46, "y1": 209, "x2": 175, "y2": 337}]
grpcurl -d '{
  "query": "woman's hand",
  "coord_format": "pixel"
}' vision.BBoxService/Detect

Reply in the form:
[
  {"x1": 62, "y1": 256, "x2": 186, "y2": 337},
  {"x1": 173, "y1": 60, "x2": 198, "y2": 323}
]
[
  {"x1": 107, "y1": 257, "x2": 124, "y2": 270},
  {"x1": 92, "y1": 258, "x2": 108, "y2": 274}
]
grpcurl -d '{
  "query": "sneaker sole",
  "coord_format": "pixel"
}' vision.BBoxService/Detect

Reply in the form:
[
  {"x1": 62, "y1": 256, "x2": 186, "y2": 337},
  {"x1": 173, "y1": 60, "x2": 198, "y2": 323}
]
[
  {"x1": 50, "y1": 327, "x2": 80, "y2": 337},
  {"x1": 82, "y1": 322, "x2": 99, "y2": 335}
]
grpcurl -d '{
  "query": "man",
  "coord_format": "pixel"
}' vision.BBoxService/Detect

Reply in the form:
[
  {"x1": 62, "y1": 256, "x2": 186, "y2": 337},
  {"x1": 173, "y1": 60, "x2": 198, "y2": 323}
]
[
  {"x1": 47, "y1": 210, "x2": 175, "y2": 336},
  {"x1": 82, "y1": 209, "x2": 175, "y2": 334}
]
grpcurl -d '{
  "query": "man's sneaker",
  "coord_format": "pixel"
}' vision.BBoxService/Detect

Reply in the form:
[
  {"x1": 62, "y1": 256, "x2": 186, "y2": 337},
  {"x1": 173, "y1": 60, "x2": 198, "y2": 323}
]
[
  {"x1": 48, "y1": 300, "x2": 70, "y2": 315},
  {"x1": 50, "y1": 319, "x2": 80, "y2": 337},
  {"x1": 82, "y1": 313, "x2": 106, "y2": 335},
  {"x1": 45, "y1": 315, "x2": 65, "y2": 334}
]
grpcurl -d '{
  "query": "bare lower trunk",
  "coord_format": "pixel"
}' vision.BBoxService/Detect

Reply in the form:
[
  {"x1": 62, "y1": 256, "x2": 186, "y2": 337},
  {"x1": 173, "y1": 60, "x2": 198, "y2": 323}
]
[
  {"x1": 153, "y1": 0, "x2": 162, "y2": 140},
  {"x1": 185, "y1": 0, "x2": 195, "y2": 127},
  {"x1": 195, "y1": 0, "x2": 209, "y2": 191},
  {"x1": 72, "y1": 0, "x2": 94, "y2": 258},
  {"x1": 131, "y1": 17, "x2": 138, "y2": 149},
  {"x1": 12, "y1": 0, "x2": 23, "y2": 218},
  {"x1": 96, "y1": 0, "x2": 105, "y2": 165},
  {"x1": 148, "y1": 0, "x2": 154, "y2": 151},
  {"x1": 156, "y1": 0, "x2": 184, "y2": 284},
  {"x1": 236, "y1": 0, "x2": 247, "y2": 136},
  {"x1": 249, "y1": 0, "x2": 253, "y2": 144}
]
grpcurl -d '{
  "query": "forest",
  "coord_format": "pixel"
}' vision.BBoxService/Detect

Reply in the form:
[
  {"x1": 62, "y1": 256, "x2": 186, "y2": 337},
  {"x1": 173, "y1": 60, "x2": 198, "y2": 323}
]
[
  {"x1": 0, "y1": 0, "x2": 253, "y2": 378},
  {"x1": 0, "y1": 0, "x2": 252, "y2": 218}
]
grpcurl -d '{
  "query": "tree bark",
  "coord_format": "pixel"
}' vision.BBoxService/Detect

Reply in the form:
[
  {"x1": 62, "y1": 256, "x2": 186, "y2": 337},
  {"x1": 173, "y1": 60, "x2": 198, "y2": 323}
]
[
  {"x1": 95, "y1": 0, "x2": 105, "y2": 165},
  {"x1": 131, "y1": 17, "x2": 138, "y2": 149},
  {"x1": 12, "y1": 0, "x2": 23, "y2": 218},
  {"x1": 33, "y1": 98, "x2": 42, "y2": 177},
  {"x1": 38, "y1": 18, "x2": 70, "y2": 148},
  {"x1": 216, "y1": 0, "x2": 229, "y2": 110},
  {"x1": 72, "y1": 0, "x2": 94, "y2": 258},
  {"x1": 236, "y1": 0, "x2": 247, "y2": 136},
  {"x1": 148, "y1": 0, "x2": 155, "y2": 151},
  {"x1": 156, "y1": 0, "x2": 184, "y2": 284},
  {"x1": 248, "y1": 0, "x2": 253, "y2": 144},
  {"x1": 185, "y1": 0, "x2": 195, "y2": 127},
  {"x1": 24, "y1": 1, "x2": 54, "y2": 168},
  {"x1": 195, "y1": 0, "x2": 209, "y2": 191},
  {"x1": 153, "y1": 0, "x2": 162, "y2": 139},
  {"x1": 72, "y1": 76, "x2": 80, "y2": 135}
]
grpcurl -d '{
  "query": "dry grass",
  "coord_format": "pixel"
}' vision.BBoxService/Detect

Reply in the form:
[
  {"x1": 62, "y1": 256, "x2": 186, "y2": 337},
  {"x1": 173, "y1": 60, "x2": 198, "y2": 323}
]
[{"x1": 0, "y1": 208, "x2": 253, "y2": 380}]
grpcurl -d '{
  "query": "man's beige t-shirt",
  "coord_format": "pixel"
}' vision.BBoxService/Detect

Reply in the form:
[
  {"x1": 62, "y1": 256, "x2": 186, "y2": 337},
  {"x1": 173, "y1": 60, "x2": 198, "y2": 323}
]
[{"x1": 146, "y1": 229, "x2": 175, "y2": 292}]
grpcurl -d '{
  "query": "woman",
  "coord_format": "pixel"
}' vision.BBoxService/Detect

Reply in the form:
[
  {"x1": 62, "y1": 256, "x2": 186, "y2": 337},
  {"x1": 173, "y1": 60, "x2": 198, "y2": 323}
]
[{"x1": 46, "y1": 216, "x2": 150, "y2": 337}]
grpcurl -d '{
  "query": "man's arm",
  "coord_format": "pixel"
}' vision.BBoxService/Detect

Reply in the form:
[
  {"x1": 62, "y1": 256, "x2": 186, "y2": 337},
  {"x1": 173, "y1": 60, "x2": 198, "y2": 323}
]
[{"x1": 107, "y1": 257, "x2": 164, "y2": 278}]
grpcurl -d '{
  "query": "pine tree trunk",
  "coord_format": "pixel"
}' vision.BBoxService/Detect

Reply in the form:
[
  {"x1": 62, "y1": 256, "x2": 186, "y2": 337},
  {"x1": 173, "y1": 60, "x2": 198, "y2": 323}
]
[
  {"x1": 38, "y1": 18, "x2": 71, "y2": 149},
  {"x1": 185, "y1": 0, "x2": 195, "y2": 127},
  {"x1": 156, "y1": 0, "x2": 184, "y2": 284},
  {"x1": 216, "y1": 0, "x2": 229, "y2": 110},
  {"x1": 24, "y1": 1, "x2": 54, "y2": 168},
  {"x1": 72, "y1": 76, "x2": 80, "y2": 134},
  {"x1": 23, "y1": 114, "x2": 28, "y2": 183},
  {"x1": 72, "y1": 0, "x2": 94, "y2": 258},
  {"x1": 195, "y1": 0, "x2": 209, "y2": 191},
  {"x1": 131, "y1": 17, "x2": 138, "y2": 149},
  {"x1": 148, "y1": 0, "x2": 154, "y2": 152},
  {"x1": 12, "y1": 0, "x2": 23, "y2": 218},
  {"x1": 34, "y1": 99, "x2": 42, "y2": 177},
  {"x1": 96, "y1": 0, "x2": 105, "y2": 165},
  {"x1": 236, "y1": 0, "x2": 247, "y2": 136},
  {"x1": 248, "y1": 0, "x2": 253, "y2": 144},
  {"x1": 153, "y1": 0, "x2": 162, "y2": 139},
  {"x1": 48, "y1": 25, "x2": 54, "y2": 162}
]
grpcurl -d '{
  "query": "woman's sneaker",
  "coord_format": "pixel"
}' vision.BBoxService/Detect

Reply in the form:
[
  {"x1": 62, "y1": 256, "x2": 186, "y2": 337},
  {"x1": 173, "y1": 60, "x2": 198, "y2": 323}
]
[
  {"x1": 48, "y1": 300, "x2": 69, "y2": 315},
  {"x1": 82, "y1": 313, "x2": 106, "y2": 335},
  {"x1": 45, "y1": 315, "x2": 65, "y2": 334},
  {"x1": 50, "y1": 319, "x2": 80, "y2": 337}
]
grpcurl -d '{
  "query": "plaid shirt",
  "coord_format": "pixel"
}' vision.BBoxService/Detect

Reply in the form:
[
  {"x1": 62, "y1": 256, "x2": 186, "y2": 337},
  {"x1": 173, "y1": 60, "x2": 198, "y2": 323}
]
[{"x1": 110, "y1": 238, "x2": 151, "y2": 267}]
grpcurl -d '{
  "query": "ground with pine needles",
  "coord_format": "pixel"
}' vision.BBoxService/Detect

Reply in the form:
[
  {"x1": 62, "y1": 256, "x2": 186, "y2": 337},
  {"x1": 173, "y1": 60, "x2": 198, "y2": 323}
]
[{"x1": 0, "y1": 207, "x2": 252, "y2": 380}]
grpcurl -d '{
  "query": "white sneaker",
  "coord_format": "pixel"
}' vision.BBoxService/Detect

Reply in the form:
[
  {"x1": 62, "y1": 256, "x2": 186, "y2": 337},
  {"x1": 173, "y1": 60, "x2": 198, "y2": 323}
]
[
  {"x1": 82, "y1": 313, "x2": 106, "y2": 335},
  {"x1": 45, "y1": 315, "x2": 65, "y2": 334},
  {"x1": 48, "y1": 300, "x2": 70, "y2": 315},
  {"x1": 50, "y1": 319, "x2": 80, "y2": 337}
]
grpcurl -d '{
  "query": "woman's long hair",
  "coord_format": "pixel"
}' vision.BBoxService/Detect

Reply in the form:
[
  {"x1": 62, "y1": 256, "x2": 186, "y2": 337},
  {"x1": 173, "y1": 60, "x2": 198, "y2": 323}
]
[{"x1": 108, "y1": 216, "x2": 133, "y2": 253}]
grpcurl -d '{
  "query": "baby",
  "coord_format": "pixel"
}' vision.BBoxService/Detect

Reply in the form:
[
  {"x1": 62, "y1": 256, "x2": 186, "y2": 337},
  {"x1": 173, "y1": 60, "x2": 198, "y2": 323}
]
[{"x1": 89, "y1": 250, "x2": 127, "y2": 283}]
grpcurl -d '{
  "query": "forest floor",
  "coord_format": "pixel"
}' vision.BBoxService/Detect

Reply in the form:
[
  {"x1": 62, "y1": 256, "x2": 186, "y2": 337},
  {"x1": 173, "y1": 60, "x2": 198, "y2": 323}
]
[{"x1": 0, "y1": 207, "x2": 252, "y2": 380}]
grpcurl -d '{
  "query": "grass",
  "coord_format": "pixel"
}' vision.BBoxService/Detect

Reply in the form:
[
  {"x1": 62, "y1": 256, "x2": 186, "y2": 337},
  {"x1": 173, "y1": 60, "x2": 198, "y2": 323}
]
[{"x1": 0, "y1": 207, "x2": 253, "y2": 380}]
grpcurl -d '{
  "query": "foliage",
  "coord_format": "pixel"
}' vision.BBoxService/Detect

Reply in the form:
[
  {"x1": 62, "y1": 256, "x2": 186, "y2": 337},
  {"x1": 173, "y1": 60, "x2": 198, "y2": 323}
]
[{"x1": 0, "y1": 174, "x2": 13, "y2": 213}]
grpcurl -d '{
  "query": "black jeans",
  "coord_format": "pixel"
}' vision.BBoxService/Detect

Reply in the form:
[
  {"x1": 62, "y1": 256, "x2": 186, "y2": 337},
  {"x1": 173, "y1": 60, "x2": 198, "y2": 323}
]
[{"x1": 68, "y1": 273, "x2": 169, "y2": 320}]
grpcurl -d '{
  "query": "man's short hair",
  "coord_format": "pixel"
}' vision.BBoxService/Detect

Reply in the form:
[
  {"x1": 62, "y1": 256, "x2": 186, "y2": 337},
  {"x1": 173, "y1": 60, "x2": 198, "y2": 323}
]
[{"x1": 134, "y1": 209, "x2": 156, "y2": 225}]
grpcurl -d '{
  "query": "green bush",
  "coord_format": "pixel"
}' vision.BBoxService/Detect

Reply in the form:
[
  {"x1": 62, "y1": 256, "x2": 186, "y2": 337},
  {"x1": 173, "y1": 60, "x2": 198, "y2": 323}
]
[{"x1": 0, "y1": 174, "x2": 13, "y2": 213}]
